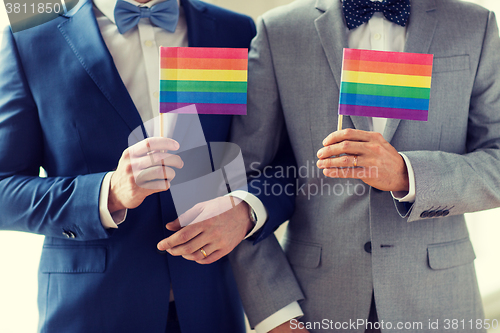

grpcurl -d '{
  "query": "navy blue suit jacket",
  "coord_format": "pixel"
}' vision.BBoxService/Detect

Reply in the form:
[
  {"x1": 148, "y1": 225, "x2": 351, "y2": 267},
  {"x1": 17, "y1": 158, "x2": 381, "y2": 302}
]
[{"x1": 0, "y1": 1, "x2": 293, "y2": 332}]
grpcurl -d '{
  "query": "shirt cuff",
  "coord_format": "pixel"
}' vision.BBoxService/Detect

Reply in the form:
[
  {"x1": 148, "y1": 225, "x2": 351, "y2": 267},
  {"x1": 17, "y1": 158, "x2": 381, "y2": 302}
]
[
  {"x1": 227, "y1": 190, "x2": 268, "y2": 240},
  {"x1": 391, "y1": 153, "x2": 416, "y2": 203},
  {"x1": 99, "y1": 172, "x2": 127, "y2": 229},
  {"x1": 254, "y1": 302, "x2": 304, "y2": 333}
]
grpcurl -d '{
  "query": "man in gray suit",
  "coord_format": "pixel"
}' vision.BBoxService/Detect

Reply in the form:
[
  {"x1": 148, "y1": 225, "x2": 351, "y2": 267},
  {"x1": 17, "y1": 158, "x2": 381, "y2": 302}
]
[{"x1": 226, "y1": 0, "x2": 500, "y2": 332}]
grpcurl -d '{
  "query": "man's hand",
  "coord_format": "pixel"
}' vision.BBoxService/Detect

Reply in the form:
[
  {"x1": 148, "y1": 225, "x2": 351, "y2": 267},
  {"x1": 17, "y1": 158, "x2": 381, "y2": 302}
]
[
  {"x1": 108, "y1": 137, "x2": 183, "y2": 213},
  {"x1": 157, "y1": 196, "x2": 253, "y2": 264},
  {"x1": 269, "y1": 321, "x2": 310, "y2": 333},
  {"x1": 316, "y1": 129, "x2": 409, "y2": 192}
]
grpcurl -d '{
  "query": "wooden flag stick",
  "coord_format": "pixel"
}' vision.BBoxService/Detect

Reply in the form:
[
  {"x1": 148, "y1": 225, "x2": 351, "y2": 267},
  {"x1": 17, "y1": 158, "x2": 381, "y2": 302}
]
[
  {"x1": 160, "y1": 112, "x2": 164, "y2": 137},
  {"x1": 337, "y1": 114, "x2": 343, "y2": 131}
]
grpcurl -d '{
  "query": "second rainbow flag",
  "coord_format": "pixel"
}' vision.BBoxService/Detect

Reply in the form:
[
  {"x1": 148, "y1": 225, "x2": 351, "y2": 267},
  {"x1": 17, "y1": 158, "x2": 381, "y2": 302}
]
[{"x1": 339, "y1": 48, "x2": 433, "y2": 121}]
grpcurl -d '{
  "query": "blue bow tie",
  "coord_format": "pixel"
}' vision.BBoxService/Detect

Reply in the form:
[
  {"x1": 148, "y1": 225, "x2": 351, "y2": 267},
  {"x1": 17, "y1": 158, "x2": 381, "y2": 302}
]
[
  {"x1": 114, "y1": 0, "x2": 179, "y2": 34},
  {"x1": 342, "y1": 0, "x2": 411, "y2": 30}
]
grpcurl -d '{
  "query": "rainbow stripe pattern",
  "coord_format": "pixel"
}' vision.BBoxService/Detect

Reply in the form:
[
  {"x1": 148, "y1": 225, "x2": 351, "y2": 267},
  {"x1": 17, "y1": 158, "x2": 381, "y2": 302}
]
[
  {"x1": 159, "y1": 47, "x2": 248, "y2": 115},
  {"x1": 339, "y1": 48, "x2": 433, "y2": 121}
]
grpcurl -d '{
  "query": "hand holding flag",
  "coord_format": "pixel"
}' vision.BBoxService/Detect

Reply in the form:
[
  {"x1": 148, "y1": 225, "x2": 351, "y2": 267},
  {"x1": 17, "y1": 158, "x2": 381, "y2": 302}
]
[
  {"x1": 316, "y1": 129, "x2": 410, "y2": 192},
  {"x1": 318, "y1": 49, "x2": 433, "y2": 191}
]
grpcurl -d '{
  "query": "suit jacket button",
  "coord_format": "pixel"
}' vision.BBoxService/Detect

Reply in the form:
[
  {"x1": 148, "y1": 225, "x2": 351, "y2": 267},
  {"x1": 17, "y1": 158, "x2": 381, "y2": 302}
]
[
  {"x1": 420, "y1": 211, "x2": 429, "y2": 218},
  {"x1": 364, "y1": 242, "x2": 372, "y2": 254},
  {"x1": 442, "y1": 210, "x2": 450, "y2": 217},
  {"x1": 435, "y1": 210, "x2": 443, "y2": 217},
  {"x1": 62, "y1": 230, "x2": 76, "y2": 238},
  {"x1": 427, "y1": 210, "x2": 437, "y2": 218}
]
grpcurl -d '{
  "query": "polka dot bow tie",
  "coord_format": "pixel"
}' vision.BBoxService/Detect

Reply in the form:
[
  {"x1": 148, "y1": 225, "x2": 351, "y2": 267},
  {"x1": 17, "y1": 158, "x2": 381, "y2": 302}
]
[{"x1": 342, "y1": 0, "x2": 411, "y2": 30}]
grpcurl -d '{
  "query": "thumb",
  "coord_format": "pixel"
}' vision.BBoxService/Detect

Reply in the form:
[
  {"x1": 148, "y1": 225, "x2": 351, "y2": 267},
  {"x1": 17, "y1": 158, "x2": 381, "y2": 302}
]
[{"x1": 166, "y1": 218, "x2": 182, "y2": 231}]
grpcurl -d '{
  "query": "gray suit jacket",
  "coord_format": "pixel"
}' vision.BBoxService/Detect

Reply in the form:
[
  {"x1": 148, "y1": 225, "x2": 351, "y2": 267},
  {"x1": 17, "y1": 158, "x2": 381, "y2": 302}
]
[{"x1": 229, "y1": 0, "x2": 500, "y2": 332}]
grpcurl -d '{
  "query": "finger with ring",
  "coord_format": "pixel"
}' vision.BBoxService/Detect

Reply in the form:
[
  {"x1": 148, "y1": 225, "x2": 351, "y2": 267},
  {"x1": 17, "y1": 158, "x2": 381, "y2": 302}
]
[{"x1": 200, "y1": 247, "x2": 208, "y2": 258}]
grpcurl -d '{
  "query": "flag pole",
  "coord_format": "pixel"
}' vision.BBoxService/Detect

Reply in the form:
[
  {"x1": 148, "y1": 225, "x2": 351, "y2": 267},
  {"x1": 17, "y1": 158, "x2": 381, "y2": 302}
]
[
  {"x1": 337, "y1": 48, "x2": 345, "y2": 132},
  {"x1": 160, "y1": 113, "x2": 164, "y2": 137}
]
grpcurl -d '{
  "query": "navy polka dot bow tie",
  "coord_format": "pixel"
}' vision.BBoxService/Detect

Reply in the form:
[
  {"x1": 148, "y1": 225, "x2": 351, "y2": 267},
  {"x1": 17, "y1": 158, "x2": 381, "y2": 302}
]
[{"x1": 342, "y1": 0, "x2": 411, "y2": 30}]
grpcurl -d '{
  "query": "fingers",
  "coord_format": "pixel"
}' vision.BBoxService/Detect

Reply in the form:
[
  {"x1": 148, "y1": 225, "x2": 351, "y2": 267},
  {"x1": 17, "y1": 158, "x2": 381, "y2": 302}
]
[
  {"x1": 323, "y1": 167, "x2": 356, "y2": 179},
  {"x1": 317, "y1": 154, "x2": 362, "y2": 169},
  {"x1": 180, "y1": 243, "x2": 215, "y2": 262},
  {"x1": 166, "y1": 219, "x2": 182, "y2": 231},
  {"x1": 109, "y1": 138, "x2": 182, "y2": 211},
  {"x1": 317, "y1": 140, "x2": 366, "y2": 159},
  {"x1": 195, "y1": 250, "x2": 224, "y2": 265},
  {"x1": 175, "y1": 203, "x2": 204, "y2": 228},
  {"x1": 134, "y1": 152, "x2": 184, "y2": 171},
  {"x1": 157, "y1": 224, "x2": 203, "y2": 251},
  {"x1": 157, "y1": 231, "x2": 222, "y2": 264},
  {"x1": 136, "y1": 165, "x2": 176, "y2": 183},
  {"x1": 164, "y1": 228, "x2": 208, "y2": 256},
  {"x1": 322, "y1": 167, "x2": 375, "y2": 179},
  {"x1": 131, "y1": 148, "x2": 183, "y2": 191},
  {"x1": 130, "y1": 137, "x2": 180, "y2": 157},
  {"x1": 158, "y1": 196, "x2": 251, "y2": 265},
  {"x1": 158, "y1": 222, "x2": 227, "y2": 264},
  {"x1": 182, "y1": 244, "x2": 225, "y2": 265},
  {"x1": 322, "y1": 128, "x2": 384, "y2": 147}
]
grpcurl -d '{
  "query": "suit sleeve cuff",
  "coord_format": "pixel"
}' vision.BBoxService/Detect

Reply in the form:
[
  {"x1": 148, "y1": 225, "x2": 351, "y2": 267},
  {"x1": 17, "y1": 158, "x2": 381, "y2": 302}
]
[
  {"x1": 227, "y1": 190, "x2": 268, "y2": 240},
  {"x1": 254, "y1": 302, "x2": 303, "y2": 333},
  {"x1": 391, "y1": 153, "x2": 416, "y2": 203},
  {"x1": 99, "y1": 172, "x2": 127, "y2": 229}
]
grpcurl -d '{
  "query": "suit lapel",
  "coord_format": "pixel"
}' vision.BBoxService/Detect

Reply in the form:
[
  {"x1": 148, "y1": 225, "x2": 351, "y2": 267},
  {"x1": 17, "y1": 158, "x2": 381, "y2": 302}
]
[
  {"x1": 384, "y1": 0, "x2": 438, "y2": 143},
  {"x1": 314, "y1": 0, "x2": 346, "y2": 90},
  {"x1": 314, "y1": 0, "x2": 370, "y2": 131},
  {"x1": 58, "y1": 0, "x2": 143, "y2": 132},
  {"x1": 181, "y1": 0, "x2": 216, "y2": 47}
]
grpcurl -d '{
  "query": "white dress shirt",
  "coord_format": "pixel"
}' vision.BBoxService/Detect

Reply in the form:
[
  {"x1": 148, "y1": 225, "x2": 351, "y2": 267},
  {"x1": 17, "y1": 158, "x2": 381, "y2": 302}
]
[
  {"x1": 94, "y1": 0, "x2": 267, "y2": 238},
  {"x1": 255, "y1": 7, "x2": 417, "y2": 333}
]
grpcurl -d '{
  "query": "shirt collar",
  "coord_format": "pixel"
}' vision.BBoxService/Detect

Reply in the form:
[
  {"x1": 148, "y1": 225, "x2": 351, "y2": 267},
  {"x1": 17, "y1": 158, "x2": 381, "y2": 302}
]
[{"x1": 94, "y1": 0, "x2": 181, "y2": 24}]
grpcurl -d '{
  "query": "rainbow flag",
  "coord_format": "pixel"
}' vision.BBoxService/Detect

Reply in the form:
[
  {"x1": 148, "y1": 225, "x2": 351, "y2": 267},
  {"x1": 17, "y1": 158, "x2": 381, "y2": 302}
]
[
  {"x1": 339, "y1": 48, "x2": 433, "y2": 121},
  {"x1": 159, "y1": 47, "x2": 248, "y2": 115}
]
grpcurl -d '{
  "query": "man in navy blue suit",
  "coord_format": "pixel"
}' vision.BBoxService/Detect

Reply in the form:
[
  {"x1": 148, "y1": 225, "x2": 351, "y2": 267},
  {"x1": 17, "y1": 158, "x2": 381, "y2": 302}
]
[{"x1": 0, "y1": 0, "x2": 295, "y2": 332}]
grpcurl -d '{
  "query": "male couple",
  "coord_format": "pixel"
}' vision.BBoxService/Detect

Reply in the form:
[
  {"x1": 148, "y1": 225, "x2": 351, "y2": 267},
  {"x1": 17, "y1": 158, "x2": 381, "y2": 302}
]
[{"x1": 1, "y1": 0, "x2": 500, "y2": 332}]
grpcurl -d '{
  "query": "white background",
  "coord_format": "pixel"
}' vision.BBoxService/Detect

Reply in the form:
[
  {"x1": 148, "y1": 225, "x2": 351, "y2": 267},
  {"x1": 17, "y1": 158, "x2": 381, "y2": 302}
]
[{"x1": 1, "y1": 1, "x2": 500, "y2": 332}]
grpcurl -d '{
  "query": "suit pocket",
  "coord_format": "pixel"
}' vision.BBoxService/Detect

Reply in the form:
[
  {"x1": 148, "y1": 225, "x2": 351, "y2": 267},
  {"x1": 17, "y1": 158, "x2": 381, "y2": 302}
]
[
  {"x1": 40, "y1": 246, "x2": 107, "y2": 273},
  {"x1": 427, "y1": 238, "x2": 476, "y2": 270},
  {"x1": 432, "y1": 55, "x2": 470, "y2": 73},
  {"x1": 283, "y1": 238, "x2": 322, "y2": 268}
]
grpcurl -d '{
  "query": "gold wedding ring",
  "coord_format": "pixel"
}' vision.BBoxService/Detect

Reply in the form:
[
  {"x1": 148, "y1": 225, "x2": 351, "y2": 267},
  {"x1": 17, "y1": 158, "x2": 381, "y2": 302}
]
[
  {"x1": 200, "y1": 248, "x2": 208, "y2": 258},
  {"x1": 353, "y1": 155, "x2": 358, "y2": 167}
]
